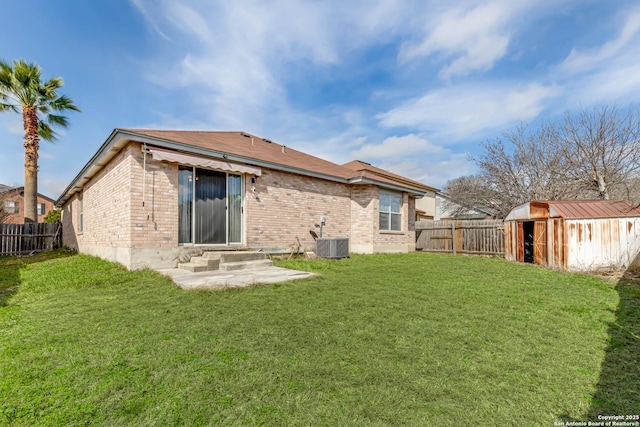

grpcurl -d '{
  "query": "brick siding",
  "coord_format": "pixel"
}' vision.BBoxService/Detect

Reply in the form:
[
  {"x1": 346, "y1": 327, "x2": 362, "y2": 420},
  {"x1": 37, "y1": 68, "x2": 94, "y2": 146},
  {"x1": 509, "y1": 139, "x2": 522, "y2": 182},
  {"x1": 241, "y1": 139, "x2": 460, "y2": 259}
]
[
  {"x1": 62, "y1": 144, "x2": 134, "y2": 249},
  {"x1": 245, "y1": 168, "x2": 351, "y2": 251},
  {"x1": 129, "y1": 144, "x2": 179, "y2": 249},
  {"x1": 62, "y1": 141, "x2": 420, "y2": 268}
]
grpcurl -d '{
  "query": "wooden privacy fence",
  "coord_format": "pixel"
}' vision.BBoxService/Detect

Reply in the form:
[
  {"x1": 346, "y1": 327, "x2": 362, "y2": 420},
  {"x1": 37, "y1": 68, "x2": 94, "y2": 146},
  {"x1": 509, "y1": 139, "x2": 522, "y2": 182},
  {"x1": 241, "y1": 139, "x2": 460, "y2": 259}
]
[
  {"x1": 0, "y1": 223, "x2": 62, "y2": 256},
  {"x1": 416, "y1": 219, "x2": 505, "y2": 256}
]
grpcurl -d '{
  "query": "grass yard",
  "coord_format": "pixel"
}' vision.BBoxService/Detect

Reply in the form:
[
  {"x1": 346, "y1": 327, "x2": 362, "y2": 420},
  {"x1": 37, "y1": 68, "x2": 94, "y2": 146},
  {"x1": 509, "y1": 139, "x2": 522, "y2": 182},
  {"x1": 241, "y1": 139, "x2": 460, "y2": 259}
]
[{"x1": 0, "y1": 250, "x2": 638, "y2": 426}]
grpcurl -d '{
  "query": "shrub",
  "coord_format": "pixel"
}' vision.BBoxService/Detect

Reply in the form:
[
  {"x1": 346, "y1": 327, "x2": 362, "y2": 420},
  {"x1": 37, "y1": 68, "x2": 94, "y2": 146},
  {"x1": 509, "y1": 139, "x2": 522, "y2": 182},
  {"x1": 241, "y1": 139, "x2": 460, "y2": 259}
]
[{"x1": 43, "y1": 208, "x2": 61, "y2": 223}]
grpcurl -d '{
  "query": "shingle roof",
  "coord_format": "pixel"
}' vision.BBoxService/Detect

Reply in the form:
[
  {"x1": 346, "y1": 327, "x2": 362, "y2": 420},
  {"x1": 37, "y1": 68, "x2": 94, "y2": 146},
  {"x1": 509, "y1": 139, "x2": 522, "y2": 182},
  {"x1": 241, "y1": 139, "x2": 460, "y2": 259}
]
[
  {"x1": 58, "y1": 129, "x2": 438, "y2": 205},
  {"x1": 0, "y1": 185, "x2": 56, "y2": 202},
  {"x1": 342, "y1": 160, "x2": 438, "y2": 193},
  {"x1": 123, "y1": 129, "x2": 437, "y2": 193},
  {"x1": 125, "y1": 129, "x2": 354, "y2": 181}
]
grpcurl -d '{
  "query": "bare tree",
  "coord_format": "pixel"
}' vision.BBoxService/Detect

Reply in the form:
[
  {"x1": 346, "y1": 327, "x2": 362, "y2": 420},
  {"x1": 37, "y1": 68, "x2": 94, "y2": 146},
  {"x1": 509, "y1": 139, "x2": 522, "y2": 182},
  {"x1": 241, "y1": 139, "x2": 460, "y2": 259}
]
[
  {"x1": 445, "y1": 104, "x2": 640, "y2": 217},
  {"x1": 0, "y1": 194, "x2": 9, "y2": 224},
  {"x1": 441, "y1": 175, "x2": 501, "y2": 218},
  {"x1": 562, "y1": 105, "x2": 640, "y2": 200},
  {"x1": 449, "y1": 122, "x2": 578, "y2": 217}
]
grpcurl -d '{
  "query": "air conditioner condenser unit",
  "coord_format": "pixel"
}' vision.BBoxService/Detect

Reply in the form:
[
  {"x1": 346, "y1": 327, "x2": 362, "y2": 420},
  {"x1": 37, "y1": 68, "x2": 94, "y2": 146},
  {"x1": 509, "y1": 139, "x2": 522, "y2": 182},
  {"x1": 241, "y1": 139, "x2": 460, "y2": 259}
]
[{"x1": 315, "y1": 237, "x2": 349, "y2": 259}]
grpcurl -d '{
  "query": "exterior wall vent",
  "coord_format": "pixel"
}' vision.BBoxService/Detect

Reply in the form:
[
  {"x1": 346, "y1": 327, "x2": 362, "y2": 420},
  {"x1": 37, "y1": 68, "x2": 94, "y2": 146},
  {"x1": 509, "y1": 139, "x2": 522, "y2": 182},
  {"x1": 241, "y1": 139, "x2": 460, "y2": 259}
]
[{"x1": 316, "y1": 237, "x2": 349, "y2": 259}]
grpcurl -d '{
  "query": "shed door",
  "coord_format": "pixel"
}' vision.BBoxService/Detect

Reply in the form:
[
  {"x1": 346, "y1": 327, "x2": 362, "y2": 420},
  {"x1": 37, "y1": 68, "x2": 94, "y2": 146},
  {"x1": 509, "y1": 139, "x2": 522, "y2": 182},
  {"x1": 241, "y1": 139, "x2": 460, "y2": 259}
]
[
  {"x1": 517, "y1": 222, "x2": 524, "y2": 262},
  {"x1": 533, "y1": 220, "x2": 547, "y2": 265}
]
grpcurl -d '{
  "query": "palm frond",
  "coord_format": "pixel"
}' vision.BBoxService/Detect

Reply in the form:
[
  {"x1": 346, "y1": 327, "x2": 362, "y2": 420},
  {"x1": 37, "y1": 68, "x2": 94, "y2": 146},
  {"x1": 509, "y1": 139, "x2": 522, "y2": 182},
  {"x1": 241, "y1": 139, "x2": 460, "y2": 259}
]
[
  {"x1": 0, "y1": 59, "x2": 80, "y2": 139},
  {"x1": 0, "y1": 102, "x2": 18, "y2": 113},
  {"x1": 13, "y1": 60, "x2": 41, "y2": 92},
  {"x1": 50, "y1": 94, "x2": 80, "y2": 112},
  {"x1": 44, "y1": 77, "x2": 63, "y2": 92},
  {"x1": 38, "y1": 121, "x2": 57, "y2": 142},
  {"x1": 0, "y1": 59, "x2": 13, "y2": 84},
  {"x1": 47, "y1": 114, "x2": 69, "y2": 127}
]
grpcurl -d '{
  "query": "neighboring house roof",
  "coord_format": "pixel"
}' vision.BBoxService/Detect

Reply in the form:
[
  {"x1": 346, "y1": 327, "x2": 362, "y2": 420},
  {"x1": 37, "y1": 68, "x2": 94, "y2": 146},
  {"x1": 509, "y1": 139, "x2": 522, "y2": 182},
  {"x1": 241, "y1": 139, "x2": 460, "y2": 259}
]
[
  {"x1": 0, "y1": 185, "x2": 55, "y2": 203},
  {"x1": 506, "y1": 199, "x2": 640, "y2": 221},
  {"x1": 436, "y1": 192, "x2": 496, "y2": 219},
  {"x1": 57, "y1": 129, "x2": 437, "y2": 205}
]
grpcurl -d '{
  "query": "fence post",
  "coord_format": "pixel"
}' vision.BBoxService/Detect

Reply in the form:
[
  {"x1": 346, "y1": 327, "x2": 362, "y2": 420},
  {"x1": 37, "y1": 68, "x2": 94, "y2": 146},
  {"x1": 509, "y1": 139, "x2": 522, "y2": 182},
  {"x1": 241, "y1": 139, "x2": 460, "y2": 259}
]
[
  {"x1": 415, "y1": 219, "x2": 505, "y2": 256},
  {"x1": 451, "y1": 221, "x2": 456, "y2": 255}
]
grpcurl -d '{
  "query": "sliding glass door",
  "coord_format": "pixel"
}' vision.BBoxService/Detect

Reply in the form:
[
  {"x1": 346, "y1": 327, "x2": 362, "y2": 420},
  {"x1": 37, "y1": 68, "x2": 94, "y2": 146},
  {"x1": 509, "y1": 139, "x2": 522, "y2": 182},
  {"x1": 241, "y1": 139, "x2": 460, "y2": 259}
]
[
  {"x1": 178, "y1": 166, "x2": 243, "y2": 245},
  {"x1": 178, "y1": 167, "x2": 194, "y2": 244},
  {"x1": 228, "y1": 174, "x2": 242, "y2": 244}
]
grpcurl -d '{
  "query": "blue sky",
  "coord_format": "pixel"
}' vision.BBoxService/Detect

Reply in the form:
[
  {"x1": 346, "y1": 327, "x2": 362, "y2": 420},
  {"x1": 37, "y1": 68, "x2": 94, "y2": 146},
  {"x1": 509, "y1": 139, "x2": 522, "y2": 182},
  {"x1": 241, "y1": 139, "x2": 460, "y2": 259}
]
[{"x1": 2, "y1": 0, "x2": 640, "y2": 199}]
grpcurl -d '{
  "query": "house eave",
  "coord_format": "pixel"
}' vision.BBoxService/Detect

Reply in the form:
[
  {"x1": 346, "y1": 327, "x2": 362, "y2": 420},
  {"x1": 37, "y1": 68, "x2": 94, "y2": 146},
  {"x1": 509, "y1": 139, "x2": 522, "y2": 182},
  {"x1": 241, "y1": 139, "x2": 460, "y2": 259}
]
[
  {"x1": 56, "y1": 129, "x2": 130, "y2": 206},
  {"x1": 348, "y1": 177, "x2": 428, "y2": 197},
  {"x1": 56, "y1": 129, "x2": 354, "y2": 206}
]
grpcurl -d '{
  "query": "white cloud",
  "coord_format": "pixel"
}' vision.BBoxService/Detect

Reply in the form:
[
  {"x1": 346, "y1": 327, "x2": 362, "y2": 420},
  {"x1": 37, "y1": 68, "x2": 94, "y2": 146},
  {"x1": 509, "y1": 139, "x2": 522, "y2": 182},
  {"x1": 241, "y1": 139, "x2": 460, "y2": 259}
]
[
  {"x1": 132, "y1": 0, "x2": 374, "y2": 132},
  {"x1": 40, "y1": 178, "x2": 70, "y2": 199},
  {"x1": 557, "y1": 8, "x2": 640, "y2": 76},
  {"x1": 551, "y1": 7, "x2": 640, "y2": 108},
  {"x1": 129, "y1": 113, "x2": 213, "y2": 131},
  {"x1": 563, "y1": 61, "x2": 640, "y2": 107},
  {"x1": 164, "y1": 2, "x2": 213, "y2": 44},
  {"x1": 365, "y1": 152, "x2": 476, "y2": 189},
  {"x1": 377, "y1": 82, "x2": 560, "y2": 140},
  {"x1": 125, "y1": 0, "x2": 635, "y2": 190},
  {"x1": 129, "y1": 0, "x2": 171, "y2": 39},
  {"x1": 420, "y1": 153, "x2": 477, "y2": 188},
  {"x1": 351, "y1": 134, "x2": 443, "y2": 159},
  {"x1": 399, "y1": 1, "x2": 532, "y2": 79}
]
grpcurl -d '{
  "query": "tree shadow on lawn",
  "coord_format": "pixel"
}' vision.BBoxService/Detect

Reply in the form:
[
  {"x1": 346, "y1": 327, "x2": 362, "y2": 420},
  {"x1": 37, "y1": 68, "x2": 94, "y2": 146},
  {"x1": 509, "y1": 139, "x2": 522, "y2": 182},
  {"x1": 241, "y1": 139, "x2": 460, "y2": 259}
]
[
  {"x1": 586, "y1": 274, "x2": 640, "y2": 418},
  {"x1": 556, "y1": 272, "x2": 640, "y2": 423},
  {"x1": 0, "y1": 249, "x2": 76, "y2": 307}
]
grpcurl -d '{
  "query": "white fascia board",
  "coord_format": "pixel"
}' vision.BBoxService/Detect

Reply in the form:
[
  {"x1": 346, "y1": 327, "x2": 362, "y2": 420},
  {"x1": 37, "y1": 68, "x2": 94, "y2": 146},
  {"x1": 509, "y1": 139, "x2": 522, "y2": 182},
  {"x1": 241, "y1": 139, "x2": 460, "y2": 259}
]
[
  {"x1": 56, "y1": 129, "x2": 129, "y2": 206},
  {"x1": 349, "y1": 177, "x2": 427, "y2": 197}
]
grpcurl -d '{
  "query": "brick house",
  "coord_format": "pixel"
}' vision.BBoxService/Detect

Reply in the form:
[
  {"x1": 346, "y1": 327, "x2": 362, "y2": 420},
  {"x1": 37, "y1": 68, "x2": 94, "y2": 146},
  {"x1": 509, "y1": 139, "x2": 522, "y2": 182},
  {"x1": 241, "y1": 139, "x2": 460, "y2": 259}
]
[
  {"x1": 57, "y1": 129, "x2": 437, "y2": 269},
  {"x1": 0, "y1": 184, "x2": 56, "y2": 224}
]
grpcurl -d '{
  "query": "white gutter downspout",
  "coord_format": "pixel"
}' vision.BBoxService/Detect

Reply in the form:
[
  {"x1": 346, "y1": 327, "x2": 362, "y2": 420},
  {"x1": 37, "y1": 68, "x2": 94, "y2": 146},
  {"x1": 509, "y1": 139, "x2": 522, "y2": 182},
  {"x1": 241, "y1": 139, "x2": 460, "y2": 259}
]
[{"x1": 142, "y1": 143, "x2": 148, "y2": 220}]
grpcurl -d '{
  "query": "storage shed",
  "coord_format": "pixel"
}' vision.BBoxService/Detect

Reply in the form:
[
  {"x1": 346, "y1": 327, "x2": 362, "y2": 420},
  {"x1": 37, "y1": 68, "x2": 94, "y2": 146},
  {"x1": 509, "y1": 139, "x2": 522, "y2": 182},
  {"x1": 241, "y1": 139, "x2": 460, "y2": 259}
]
[{"x1": 504, "y1": 200, "x2": 640, "y2": 271}]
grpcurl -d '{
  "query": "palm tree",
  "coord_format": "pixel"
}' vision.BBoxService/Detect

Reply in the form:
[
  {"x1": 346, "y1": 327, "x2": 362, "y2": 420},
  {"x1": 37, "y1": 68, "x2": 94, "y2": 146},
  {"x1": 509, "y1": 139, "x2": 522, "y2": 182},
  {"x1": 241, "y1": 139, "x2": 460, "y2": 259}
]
[{"x1": 0, "y1": 59, "x2": 80, "y2": 223}]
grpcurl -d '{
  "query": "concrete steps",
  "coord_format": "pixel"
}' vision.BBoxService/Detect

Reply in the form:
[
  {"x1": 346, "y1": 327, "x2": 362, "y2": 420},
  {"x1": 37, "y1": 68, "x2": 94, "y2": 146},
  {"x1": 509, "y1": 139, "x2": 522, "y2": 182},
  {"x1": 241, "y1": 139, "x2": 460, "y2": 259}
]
[
  {"x1": 220, "y1": 259, "x2": 273, "y2": 271},
  {"x1": 178, "y1": 251, "x2": 272, "y2": 272},
  {"x1": 177, "y1": 262, "x2": 210, "y2": 273}
]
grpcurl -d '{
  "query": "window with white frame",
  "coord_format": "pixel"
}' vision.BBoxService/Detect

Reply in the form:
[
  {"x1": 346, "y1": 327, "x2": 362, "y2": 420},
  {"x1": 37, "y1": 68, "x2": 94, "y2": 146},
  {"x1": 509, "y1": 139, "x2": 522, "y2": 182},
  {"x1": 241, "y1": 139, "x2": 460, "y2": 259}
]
[
  {"x1": 37, "y1": 203, "x2": 46, "y2": 216},
  {"x1": 379, "y1": 190, "x2": 402, "y2": 231},
  {"x1": 3, "y1": 200, "x2": 18, "y2": 214}
]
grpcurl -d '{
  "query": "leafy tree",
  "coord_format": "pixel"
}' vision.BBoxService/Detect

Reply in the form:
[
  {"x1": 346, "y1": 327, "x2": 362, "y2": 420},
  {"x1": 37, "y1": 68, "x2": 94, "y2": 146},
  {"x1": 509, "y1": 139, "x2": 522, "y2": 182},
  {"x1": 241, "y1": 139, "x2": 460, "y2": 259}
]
[
  {"x1": 43, "y1": 208, "x2": 61, "y2": 223},
  {"x1": 0, "y1": 59, "x2": 79, "y2": 223}
]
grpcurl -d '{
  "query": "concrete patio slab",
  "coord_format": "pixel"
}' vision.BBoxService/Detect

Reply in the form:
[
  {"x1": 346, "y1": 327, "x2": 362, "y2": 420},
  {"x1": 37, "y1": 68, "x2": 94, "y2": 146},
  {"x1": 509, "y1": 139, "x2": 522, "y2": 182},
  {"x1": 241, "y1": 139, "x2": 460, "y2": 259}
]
[{"x1": 157, "y1": 265, "x2": 315, "y2": 290}]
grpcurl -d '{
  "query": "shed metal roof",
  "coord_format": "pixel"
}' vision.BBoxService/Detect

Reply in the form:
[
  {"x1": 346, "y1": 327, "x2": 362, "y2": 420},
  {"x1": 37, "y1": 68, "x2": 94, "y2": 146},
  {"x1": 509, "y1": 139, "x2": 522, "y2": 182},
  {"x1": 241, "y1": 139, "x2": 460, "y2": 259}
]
[
  {"x1": 505, "y1": 200, "x2": 640, "y2": 221},
  {"x1": 545, "y1": 200, "x2": 640, "y2": 219}
]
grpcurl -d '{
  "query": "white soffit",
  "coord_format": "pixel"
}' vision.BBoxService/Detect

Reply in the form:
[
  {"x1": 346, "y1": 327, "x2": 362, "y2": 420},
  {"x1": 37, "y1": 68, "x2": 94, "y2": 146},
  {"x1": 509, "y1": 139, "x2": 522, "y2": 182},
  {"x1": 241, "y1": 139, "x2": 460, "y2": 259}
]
[{"x1": 150, "y1": 147, "x2": 262, "y2": 176}]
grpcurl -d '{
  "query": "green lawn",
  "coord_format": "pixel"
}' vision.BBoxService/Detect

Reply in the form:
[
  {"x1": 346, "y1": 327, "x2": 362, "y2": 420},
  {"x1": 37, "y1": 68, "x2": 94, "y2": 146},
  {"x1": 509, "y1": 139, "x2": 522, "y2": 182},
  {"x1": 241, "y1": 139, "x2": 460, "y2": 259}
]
[{"x1": 0, "y1": 250, "x2": 638, "y2": 426}]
